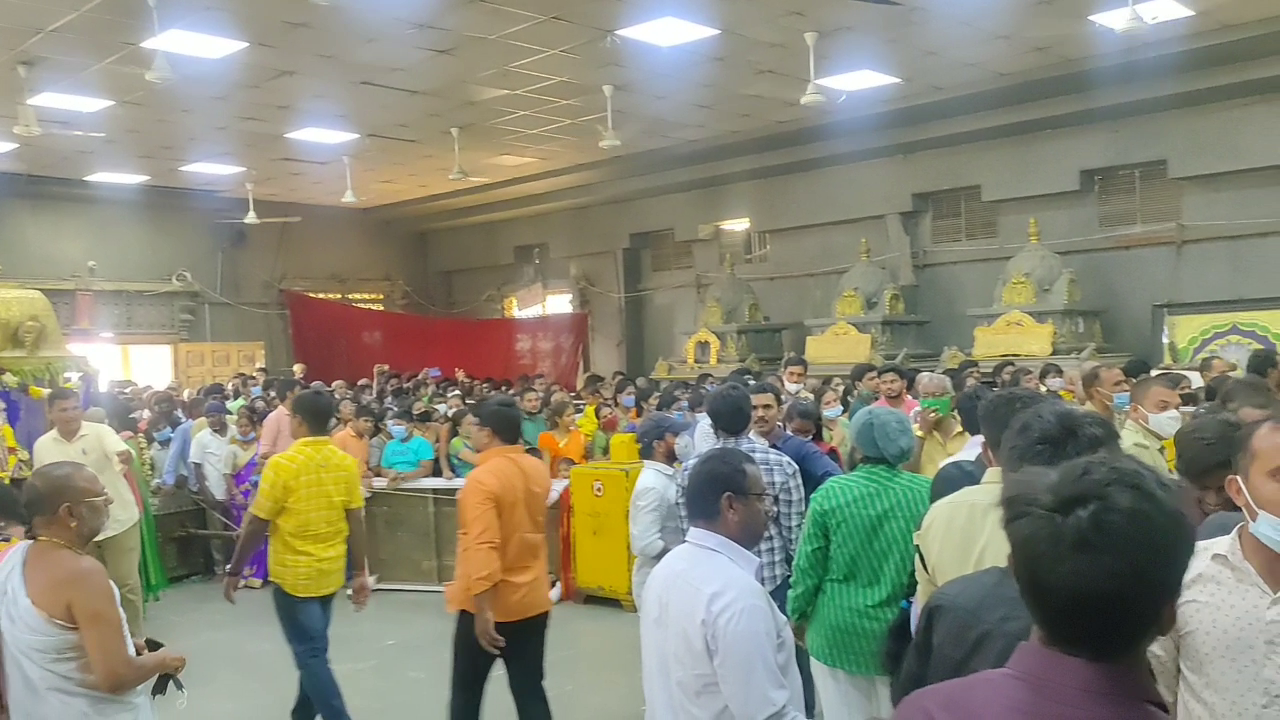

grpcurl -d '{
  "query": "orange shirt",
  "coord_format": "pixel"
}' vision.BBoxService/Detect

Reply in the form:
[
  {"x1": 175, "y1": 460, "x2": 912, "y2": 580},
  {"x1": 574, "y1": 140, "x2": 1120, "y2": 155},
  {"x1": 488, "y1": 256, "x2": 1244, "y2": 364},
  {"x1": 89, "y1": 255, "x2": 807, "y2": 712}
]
[
  {"x1": 446, "y1": 445, "x2": 552, "y2": 622},
  {"x1": 537, "y1": 429, "x2": 586, "y2": 468},
  {"x1": 331, "y1": 425, "x2": 369, "y2": 475}
]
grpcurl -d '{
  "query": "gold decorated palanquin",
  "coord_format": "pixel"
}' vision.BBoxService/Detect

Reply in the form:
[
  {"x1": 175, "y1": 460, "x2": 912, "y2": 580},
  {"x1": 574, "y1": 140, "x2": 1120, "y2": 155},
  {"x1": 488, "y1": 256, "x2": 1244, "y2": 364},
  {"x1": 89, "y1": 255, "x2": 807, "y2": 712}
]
[
  {"x1": 967, "y1": 218, "x2": 1105, "y2": 356},
  {"x1": 805, "y1": 237, "x2": 929, "y2": 367},
  {"x1": 972, "y1": 311, "x2": 1057, "y2": 359},
  {"x1": 805, "y1": 322, "x2": 873, "y2": 365}
]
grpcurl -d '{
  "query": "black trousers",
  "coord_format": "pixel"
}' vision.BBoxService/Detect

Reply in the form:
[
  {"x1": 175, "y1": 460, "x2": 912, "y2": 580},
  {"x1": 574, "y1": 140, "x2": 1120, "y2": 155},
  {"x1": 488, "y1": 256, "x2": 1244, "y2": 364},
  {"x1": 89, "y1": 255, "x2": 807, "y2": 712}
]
[
  {"x1": 771, "y1": 578, "x2": 817, "y2": 719},
  {"x1": 449, "y1": 611, "x2": 552, "y2": 720}
]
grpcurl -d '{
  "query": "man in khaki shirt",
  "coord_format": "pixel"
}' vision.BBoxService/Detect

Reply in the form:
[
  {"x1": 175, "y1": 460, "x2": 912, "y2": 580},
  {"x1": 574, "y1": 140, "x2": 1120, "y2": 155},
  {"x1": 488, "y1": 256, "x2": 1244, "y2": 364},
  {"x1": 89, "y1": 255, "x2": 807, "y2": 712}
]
[
  {"x1": 908, "y1": 372, "x2": 971, "y2": 479},
  {"x1": 32, "y1": 388, "x2": 144, "y2": 638},
  {"x1": 915, "y1": 393, "x2": 1120, "y2": 605},
  {"x1": 1119, "y1": 377, "x2": 1182, "y2": 478}
]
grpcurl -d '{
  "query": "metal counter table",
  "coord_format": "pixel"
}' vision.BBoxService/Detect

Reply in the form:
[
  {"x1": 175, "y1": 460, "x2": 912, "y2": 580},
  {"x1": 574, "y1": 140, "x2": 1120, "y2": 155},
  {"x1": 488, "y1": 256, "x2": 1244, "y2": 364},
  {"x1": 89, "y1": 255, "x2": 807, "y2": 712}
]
[{"x1": 367, "y1": 477, "x2": 568, "y2": 592}]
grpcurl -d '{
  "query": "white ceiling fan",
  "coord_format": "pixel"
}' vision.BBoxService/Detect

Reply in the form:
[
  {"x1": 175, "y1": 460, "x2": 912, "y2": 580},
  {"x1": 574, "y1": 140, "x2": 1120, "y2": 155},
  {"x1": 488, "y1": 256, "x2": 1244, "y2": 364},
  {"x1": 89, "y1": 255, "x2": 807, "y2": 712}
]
[
  {"x1": 800, "y1": 32, "x2": 827, "y2": 107},
  {"x1": 340, "y1": 155, "x2": 361, "y2": 204},
  {"x1": 11, "y1": 63, "x2": 106, "y2": 138},
  {"x1": 143, "y1": 0, "x2": 175, "y2": 83},
  {"x1": 216, "y1": 183, "x2": 301, "y2": 224},
  {"x1": 1111, "y1": 0, "x2": 1150, "y2": 34},
  {"x1": 598, "y1": 84, "x2": 620, "y2": 149},
  {"x1": 448, "y1": 127, "x2": 489, "y2": 182}
]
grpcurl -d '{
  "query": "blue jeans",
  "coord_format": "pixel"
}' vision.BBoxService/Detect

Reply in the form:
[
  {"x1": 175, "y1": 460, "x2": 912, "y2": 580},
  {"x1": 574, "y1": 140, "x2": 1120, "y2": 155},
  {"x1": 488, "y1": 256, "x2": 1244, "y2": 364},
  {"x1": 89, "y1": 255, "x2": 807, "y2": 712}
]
[{"x1": 272, "y1": 587, "x2": 351, "y2": 720}]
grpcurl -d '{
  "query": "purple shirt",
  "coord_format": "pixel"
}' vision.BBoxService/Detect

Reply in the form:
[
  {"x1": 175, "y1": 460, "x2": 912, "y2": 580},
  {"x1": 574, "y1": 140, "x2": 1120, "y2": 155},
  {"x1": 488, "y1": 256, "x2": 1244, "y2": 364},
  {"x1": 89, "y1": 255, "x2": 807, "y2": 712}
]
[{"x1": 893, "y1": 642, "x2": 1168, "y2": 720}]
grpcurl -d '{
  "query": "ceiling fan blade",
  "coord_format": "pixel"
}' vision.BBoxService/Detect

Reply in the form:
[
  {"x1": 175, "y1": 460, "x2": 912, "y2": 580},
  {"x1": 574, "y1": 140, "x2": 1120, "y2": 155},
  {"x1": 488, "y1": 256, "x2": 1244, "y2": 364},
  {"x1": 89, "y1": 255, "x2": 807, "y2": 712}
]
[
  {"x1": 258, "y1": 217, "x2": 303, "y2": 223},
  {"x1": 215, "y1": 219, "x2": 247, "y2": 223}
]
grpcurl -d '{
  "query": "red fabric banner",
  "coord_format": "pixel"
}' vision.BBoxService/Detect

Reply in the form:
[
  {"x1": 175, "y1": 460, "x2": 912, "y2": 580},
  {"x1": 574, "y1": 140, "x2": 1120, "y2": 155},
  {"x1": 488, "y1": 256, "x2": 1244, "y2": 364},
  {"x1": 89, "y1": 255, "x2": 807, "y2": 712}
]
[{"x1": 285, "y1": 292, "x2": 588, "y2": 387}]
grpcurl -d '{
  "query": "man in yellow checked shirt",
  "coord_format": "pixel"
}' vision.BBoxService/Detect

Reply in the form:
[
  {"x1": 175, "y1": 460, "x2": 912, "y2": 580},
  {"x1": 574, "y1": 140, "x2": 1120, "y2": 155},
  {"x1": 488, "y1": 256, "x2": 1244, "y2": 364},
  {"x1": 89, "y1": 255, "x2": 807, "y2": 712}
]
[{"x1": 223, "y1": 389, "x2": 371, "y2": 720}]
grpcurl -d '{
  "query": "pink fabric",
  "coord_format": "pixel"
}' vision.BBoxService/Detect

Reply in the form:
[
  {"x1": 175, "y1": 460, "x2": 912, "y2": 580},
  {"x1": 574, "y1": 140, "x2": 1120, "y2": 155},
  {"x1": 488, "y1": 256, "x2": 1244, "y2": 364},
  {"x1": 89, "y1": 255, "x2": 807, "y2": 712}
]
[
  {"x1": 259, "y1": 405, "x2": 293, "y2": 459},
  {"x1": 872, "y1": 395, "x2": 921, "y2": 416}
]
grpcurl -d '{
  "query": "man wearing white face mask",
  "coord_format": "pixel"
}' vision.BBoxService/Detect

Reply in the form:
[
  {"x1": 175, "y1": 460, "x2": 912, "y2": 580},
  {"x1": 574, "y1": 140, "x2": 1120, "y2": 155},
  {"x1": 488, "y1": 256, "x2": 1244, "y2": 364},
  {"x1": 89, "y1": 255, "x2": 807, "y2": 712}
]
[
  {"x1": 781, "y1": 356, "x2": 814, "y2": 405},
  {"x1": 1149, "y1": 417, "x2": 1280, "y2": 720},
  {"x1": 629, "y1": 413, "x2": 692, "y2": 610},
  {"x1": 1119, "y1": 377, "x2": 1182, "y2": 479}
]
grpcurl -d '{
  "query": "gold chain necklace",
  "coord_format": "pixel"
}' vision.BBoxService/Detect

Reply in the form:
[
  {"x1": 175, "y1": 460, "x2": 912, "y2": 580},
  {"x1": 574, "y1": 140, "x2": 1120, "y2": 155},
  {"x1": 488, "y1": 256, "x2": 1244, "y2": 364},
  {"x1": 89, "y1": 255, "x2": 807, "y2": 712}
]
[{"x1": 35, "y1": 536, "x2": 87, "y2": 555}]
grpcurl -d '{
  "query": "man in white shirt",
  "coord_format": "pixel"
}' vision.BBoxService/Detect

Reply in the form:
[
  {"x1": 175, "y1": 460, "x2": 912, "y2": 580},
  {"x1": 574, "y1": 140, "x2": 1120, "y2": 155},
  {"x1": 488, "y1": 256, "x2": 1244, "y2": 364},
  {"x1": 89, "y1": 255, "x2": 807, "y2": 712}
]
[
  {"x1": 690, "y1": 388, "x2": 719, "y2": 458},
  {"x1": 641, "y1": 446, "x2": 805, "y2": 720},
  {"x1": 190, "y1": 401, "x2": 233, "y2": 570},
  {"x1": 1149, "y1": 417, "x2": 1280, "y2": 720},
  {"x1": 629, "y1": 413, "x2": 691, "y2": 610},
  {"x1": 32, "y1": 388, "x2": 144, "y2": 638}
]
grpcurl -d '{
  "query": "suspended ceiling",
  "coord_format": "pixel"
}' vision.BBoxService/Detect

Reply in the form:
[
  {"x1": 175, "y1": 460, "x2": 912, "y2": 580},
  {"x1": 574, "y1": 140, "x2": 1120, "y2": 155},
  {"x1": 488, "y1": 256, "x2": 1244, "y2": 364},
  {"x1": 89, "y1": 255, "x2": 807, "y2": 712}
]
[{"x1": 0, "y1": 0, "x2": 1277, "y2": 210}]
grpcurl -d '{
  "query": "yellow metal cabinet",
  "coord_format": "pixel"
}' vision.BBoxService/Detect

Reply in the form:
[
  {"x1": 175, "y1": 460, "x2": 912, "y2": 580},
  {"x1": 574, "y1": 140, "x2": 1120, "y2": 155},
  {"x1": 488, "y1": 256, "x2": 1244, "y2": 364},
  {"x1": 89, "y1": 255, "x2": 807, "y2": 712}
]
[{"x1": 570, "y1": 461, "x2": 642, "y2": 611}]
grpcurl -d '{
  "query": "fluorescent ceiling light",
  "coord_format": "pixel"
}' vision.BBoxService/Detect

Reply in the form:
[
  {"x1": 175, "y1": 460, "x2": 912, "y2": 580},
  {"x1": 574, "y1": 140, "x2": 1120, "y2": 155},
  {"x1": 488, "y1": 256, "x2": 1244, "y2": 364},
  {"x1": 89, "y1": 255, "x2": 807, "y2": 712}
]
[
  {"x1": 816, "y1": 70, "x2": 904, "y2": 93},
  {"x1": 140, "y1": 29, "x2": 249, "y2": 59},
  {"x1": 1089, "y1": 0, "x2": 1195, "y2": 29},
  {"x1": 284, "y1": 127, "x2": 361, "y2": 144},
  {"x1": 717, "y1": 218, "x2": 752, "y2": 233},
  {"x1": 83, "y1": 172, "x2": 150, "y2": 184},
  {"x1": 179, "y1": 161, "x2": 246, "y2": 175},
  {"x1": 27, "y1": 92, "x2": 115, "y2": 113},
  {"x1": 0, "y1": 142, "x2": 18, "y2": 154},
  {"x1": 615, "y1": 17, "x2": 721, "y2": 47}
]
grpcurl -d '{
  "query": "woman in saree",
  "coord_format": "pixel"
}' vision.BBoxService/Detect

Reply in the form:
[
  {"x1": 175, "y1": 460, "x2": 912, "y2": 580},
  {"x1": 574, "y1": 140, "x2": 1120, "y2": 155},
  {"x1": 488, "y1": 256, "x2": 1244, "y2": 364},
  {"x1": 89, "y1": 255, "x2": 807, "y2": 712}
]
[{"x1": 224, "y1": 412, "x2": 267, "y2": 588}]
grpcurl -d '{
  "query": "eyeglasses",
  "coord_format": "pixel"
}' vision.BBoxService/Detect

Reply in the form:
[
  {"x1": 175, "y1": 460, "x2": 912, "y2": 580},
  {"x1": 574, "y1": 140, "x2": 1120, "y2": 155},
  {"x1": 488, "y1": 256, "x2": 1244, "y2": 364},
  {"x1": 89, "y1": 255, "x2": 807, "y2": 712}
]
[
  {"x1": 73, "y1": 494, "x2": 110, "y2": 504},
  {"x1": 742, "y1": 491, "x2": 777, "y2": 513}
]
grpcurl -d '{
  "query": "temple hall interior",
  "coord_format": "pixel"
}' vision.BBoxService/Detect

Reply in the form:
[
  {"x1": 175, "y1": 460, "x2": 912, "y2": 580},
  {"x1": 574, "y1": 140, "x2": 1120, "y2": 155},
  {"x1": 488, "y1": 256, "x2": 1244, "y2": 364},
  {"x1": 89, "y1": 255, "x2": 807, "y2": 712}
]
[{"x1": 1, "y1": 0, "x2": 1278, "y2": 718}]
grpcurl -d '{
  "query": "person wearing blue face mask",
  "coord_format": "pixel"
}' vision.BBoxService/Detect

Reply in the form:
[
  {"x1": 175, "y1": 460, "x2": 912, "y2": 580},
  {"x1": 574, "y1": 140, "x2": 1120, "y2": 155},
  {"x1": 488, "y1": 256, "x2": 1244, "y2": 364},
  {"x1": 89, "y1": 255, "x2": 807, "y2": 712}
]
[
  {"x1": 1149, "y1": 417, "x2": 1280, "y2": 720},
  {"x1": 1082, "y1": 364, "x2": 1131, "y2": 422},
  {"x1": 615, "y1": 378, "x2": 639, "y2": 429},
  {"x1": 378, "y1": 411, "x2": 435, "y2": 489}
]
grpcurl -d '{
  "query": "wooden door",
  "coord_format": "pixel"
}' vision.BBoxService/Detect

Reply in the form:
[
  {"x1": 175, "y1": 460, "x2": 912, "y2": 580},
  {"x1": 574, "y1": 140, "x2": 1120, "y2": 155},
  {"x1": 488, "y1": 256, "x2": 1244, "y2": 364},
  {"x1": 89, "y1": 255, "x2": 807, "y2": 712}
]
[{"x1": 175, "y1": 342, "x2": 265, "y2": 390}]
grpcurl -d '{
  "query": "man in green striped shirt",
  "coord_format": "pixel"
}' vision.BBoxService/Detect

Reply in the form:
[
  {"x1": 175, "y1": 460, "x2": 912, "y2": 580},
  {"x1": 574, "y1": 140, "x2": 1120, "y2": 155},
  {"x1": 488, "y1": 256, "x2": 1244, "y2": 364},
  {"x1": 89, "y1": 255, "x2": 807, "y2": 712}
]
[{"x1": 788, "y1": 406, "x2": 931, "y2": 718}]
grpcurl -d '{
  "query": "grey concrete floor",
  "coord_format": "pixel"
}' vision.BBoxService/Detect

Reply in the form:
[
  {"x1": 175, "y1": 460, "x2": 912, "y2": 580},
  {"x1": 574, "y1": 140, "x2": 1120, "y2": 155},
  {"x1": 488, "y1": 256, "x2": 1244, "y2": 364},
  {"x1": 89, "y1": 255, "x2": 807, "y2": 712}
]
[{"x1": 148, "y1": 581, "x2": 644, "y2": 719}]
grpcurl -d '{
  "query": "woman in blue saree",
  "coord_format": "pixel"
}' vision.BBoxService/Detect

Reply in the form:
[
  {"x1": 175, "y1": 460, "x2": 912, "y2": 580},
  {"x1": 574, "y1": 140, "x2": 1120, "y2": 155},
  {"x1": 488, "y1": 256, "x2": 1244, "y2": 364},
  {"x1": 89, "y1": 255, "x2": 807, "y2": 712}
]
[{"x1": 226, "y1": 412, "x2": 267, "y2": 588}]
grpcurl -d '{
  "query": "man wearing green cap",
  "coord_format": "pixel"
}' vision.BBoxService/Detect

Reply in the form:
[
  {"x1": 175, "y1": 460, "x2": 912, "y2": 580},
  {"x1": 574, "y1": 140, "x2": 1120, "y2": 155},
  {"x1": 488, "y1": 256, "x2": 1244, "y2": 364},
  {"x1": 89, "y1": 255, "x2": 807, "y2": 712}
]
[{"x1": 906, "y1": 372, "x2": 970, "y2": 479}]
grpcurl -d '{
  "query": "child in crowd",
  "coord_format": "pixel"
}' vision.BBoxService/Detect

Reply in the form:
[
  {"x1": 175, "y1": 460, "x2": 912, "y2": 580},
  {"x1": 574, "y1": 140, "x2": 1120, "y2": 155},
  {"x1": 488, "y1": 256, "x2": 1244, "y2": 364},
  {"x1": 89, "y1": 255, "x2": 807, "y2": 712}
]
[{"x1": 555, "y1": 457, "x2": 576, "y2": 481}]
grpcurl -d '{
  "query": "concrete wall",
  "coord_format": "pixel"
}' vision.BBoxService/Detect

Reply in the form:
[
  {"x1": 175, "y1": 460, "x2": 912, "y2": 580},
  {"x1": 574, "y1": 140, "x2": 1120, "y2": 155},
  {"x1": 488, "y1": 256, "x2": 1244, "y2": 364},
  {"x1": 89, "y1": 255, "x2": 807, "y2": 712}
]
[
  {"x1": 0, "y1": 176, "x2": 427, "y2": 367},
  {"x1": 422, "y1": 96, "x2": 1280, "y2": 374}
]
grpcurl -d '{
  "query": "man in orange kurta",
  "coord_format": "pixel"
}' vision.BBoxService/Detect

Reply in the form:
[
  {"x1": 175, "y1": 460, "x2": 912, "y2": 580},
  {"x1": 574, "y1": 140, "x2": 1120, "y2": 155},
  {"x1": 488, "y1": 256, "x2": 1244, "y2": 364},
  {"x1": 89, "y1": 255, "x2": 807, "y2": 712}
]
[{"x1": 446, "y1": 395, "x2": 553, "y2": 720}]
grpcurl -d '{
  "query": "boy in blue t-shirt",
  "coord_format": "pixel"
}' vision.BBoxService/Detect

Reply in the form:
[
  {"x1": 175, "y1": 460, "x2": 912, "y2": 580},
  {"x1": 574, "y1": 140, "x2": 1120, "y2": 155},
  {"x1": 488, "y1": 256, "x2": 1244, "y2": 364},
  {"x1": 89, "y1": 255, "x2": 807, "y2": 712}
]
[{"x1": 381, "y1": 411, "x2": 436, "y2": 487}]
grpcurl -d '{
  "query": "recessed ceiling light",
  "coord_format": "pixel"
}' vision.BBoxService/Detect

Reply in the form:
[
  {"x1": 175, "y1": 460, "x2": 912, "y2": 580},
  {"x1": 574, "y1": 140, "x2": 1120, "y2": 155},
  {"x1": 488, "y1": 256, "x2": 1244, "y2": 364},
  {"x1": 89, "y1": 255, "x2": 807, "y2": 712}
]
[
  {"x1": 27, "y1": 92, "x2": 115, "y2": 113},
  {"x1": 180, "y1": 161, "x2": 246, "y2": 175},
  {"x1": 140, "y1": 29, "x2": 250, "y2": 59},
  {"x1": 615, "y1": 17, "x2": 721, "y2": 47},
  {"x1": 815, "y1": 70, "x2": 904, "y2": 93},
  {"x1": 83, "y1": 172, "x2": 150, "y2": 184},
  {"x1": 284, "y1": 127, "x2": 361, "y2": 144},
  {"x1": 486, "y1": 154, "x2": 540, "y2": 167},
  {"x1": 0, "y1": 142, "x2": 18, "y2": 154},
  {"x1": 1088, "y1": 0, "x2": 1195, "y2": 29}
]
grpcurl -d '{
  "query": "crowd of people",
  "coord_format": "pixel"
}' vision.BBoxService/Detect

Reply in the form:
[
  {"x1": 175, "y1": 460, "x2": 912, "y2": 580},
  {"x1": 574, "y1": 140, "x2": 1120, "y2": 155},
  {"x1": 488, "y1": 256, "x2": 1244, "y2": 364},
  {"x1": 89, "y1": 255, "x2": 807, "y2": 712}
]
[{"x1": 0, "y1": 344, "x2": 1277, "y2": 718}]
